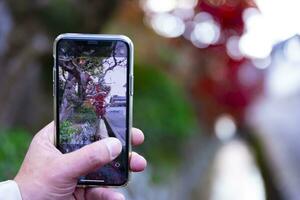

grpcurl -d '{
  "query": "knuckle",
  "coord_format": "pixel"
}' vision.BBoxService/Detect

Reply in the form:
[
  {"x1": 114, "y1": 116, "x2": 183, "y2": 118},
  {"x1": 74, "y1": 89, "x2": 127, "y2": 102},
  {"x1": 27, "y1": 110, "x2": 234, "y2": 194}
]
[{"x1": 87, "y1": 152, "x2": 101, "y2": 166}]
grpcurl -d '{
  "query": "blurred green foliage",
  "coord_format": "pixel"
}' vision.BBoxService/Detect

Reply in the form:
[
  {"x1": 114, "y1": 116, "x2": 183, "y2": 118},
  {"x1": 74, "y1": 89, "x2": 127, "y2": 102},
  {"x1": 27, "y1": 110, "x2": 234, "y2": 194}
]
[
  {"x1": 39, "y1": 0, "x2": 82, "y2": 34},
  {"x1": 133, "y1": 65, "x2": 199, "y2": 182},
  {"x1": 0, "y1": 129, "x2": 32, "y2": 180}
]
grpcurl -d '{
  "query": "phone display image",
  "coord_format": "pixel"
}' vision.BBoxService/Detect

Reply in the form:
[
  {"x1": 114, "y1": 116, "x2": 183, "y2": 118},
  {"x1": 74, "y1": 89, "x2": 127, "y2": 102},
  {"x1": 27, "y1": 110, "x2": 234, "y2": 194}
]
[{"x1": 55, "y1": 37, "x2": 130, "y2": 185}]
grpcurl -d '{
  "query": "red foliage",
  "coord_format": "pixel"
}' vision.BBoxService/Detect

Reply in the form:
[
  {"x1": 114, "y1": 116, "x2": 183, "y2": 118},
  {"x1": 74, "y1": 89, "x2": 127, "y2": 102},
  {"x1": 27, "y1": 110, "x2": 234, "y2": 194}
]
[{"x1": 88, "y1": 85, "x2": 111, "y2": 118}]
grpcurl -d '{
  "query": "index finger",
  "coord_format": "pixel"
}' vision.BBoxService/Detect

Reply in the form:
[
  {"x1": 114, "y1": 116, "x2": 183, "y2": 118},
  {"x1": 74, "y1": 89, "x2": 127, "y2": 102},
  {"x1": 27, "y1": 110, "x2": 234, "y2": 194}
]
[{"x1": 131, "y1": 128, "x2": 144, "y2": 146}]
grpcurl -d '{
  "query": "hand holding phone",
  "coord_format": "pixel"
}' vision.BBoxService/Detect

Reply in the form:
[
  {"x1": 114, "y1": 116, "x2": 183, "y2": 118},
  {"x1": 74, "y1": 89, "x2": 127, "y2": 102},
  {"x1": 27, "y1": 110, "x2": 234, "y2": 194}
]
[{"x1": 14, "y1": 122, "x2": 146, "y2": 199}]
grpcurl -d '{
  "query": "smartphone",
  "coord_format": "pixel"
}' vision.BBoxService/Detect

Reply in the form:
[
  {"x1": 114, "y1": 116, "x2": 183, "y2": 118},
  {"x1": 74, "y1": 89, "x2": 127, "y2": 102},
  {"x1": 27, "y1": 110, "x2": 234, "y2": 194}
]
[{"x1": 53, "y1": 33, "x2": 133, "y2": 186}]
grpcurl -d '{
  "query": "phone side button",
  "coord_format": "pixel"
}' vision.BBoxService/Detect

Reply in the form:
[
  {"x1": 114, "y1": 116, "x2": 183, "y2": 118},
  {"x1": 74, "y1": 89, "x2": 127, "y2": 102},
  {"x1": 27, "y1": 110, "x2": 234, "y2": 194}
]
[
  {"x1": 53, "y1": 67, "x2": 55, "y2": 83},
  {"x1": 129, "y1": 75, "x2": 134, "y2": 96},
  {"x1": 52, "y1": 83, "x2": 55, "y2": 97},
  {"x1": 52, "y1": 68, "x2": 56, "y2": 97}
]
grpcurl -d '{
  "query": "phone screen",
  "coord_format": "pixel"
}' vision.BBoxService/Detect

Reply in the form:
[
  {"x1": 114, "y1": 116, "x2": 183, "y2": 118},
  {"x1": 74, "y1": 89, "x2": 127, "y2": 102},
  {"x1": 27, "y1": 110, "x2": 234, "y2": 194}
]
[{"x1": 55, "y1": 38, "x2": 130, "y2": 185}]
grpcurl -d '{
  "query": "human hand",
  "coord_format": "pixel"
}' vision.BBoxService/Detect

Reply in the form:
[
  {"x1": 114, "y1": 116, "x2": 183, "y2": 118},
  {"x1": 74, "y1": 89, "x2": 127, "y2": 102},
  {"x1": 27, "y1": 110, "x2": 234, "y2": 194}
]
[{"x1": 14, "y1": 122, "x2": 146, "y2": 200}]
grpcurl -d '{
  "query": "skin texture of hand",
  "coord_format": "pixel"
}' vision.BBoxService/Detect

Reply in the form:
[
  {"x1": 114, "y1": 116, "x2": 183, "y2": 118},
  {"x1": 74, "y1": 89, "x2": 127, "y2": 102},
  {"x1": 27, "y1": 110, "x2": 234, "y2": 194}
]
[{"x1": 14, "y1": 122, "x2": 146, "y2": 200}]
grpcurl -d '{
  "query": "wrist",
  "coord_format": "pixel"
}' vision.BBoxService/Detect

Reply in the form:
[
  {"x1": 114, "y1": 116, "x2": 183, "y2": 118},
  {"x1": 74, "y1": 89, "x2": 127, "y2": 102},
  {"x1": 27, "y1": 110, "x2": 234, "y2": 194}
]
[{"x1": 14, "y1": 176, "x2": 32, "y2": 200}]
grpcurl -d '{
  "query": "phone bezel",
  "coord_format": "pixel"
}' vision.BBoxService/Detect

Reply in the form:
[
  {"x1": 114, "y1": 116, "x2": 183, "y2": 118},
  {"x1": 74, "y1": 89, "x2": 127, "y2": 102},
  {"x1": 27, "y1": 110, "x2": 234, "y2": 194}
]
[{"x1": 53, "y1": 33, "x2": 133, "y2": 187}]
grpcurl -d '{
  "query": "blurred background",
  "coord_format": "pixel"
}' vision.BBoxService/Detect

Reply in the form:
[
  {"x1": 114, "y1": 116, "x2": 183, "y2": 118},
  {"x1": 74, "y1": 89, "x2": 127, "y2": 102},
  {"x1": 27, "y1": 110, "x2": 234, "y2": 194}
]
[{"x1": 0, "y1": 0, "x2": 300, "y2": 199}]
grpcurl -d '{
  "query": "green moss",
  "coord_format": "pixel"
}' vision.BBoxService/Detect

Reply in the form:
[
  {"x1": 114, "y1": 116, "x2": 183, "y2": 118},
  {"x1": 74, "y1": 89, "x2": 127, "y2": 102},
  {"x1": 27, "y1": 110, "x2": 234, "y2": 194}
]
[
  {"x1": 59, "y1": 120, "x2": 78, "y2": 143},
  {"x1": 73, "y1": 106, "x2": 97, "y2": 124}
]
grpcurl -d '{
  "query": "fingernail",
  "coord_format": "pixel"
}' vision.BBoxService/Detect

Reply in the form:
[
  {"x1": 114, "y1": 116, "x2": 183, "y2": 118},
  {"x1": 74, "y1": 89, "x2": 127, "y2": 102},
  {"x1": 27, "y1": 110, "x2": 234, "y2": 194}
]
[{"x1": 104, "y1": 138, "x2": 122, "y2": 159}]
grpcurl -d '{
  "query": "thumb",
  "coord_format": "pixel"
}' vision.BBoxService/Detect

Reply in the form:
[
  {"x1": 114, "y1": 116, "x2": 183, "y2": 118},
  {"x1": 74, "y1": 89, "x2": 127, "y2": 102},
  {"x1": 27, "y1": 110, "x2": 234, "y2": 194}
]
[{"x1": 58, "y1": 137, "x2": 122, "y2": 179}]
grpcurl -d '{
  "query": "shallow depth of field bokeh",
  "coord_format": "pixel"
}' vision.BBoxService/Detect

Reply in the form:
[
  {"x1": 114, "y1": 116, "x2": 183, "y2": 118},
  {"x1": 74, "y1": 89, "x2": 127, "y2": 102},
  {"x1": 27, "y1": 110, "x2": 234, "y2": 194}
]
[{"x1": 1, "y1": 0, "x2": 300, "y2": 200}]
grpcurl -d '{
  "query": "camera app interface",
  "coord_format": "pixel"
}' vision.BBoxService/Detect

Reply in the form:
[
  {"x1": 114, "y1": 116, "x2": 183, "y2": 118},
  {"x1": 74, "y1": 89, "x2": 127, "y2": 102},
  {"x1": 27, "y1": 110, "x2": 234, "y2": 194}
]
[{"x1": 57, "y1": 39, "x2": 128, "y2": 184}]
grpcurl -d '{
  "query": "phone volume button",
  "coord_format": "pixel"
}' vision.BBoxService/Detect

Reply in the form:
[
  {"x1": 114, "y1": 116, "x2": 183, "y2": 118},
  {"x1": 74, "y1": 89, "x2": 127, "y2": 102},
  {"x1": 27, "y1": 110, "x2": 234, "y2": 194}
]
[
  {"x1": 52, "y1": 68, "x2": 55, "y2": 83},
  {"x1": 129, "y1": 75, "x2": 134, "y2": 96},
  {"x1": 53, "y1": 68, "x2": 56, "y2": 96}
]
